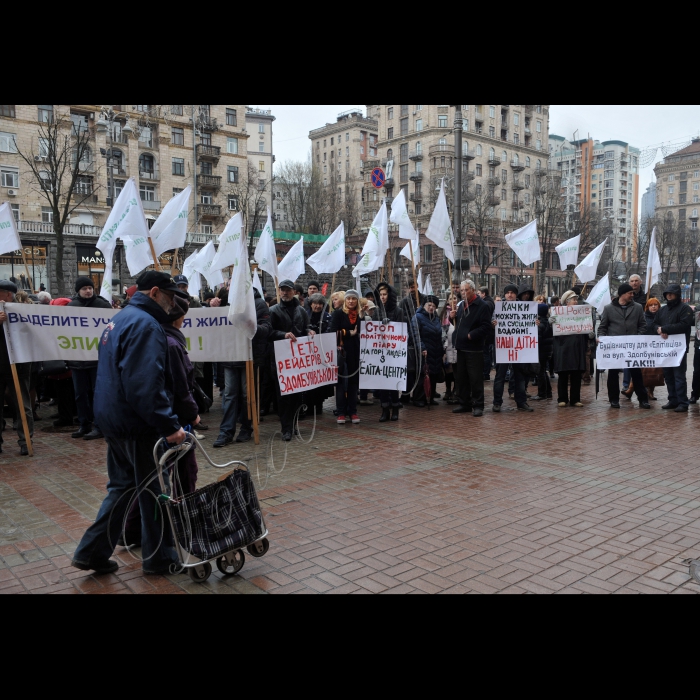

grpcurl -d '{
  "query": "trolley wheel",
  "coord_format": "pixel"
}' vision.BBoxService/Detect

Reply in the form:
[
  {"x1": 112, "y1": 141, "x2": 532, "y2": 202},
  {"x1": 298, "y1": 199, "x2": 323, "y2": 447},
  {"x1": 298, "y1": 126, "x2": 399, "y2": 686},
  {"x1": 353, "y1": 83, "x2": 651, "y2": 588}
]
[
  {"x1": 187, "y1": 562, "x2": 212, "y2": 583},
  {"x1": 246, "y1": 538, "x2": 270, "y2": 558},
  {"x1": 216, "y1": 550, "x2": 245, "y2": 576}
]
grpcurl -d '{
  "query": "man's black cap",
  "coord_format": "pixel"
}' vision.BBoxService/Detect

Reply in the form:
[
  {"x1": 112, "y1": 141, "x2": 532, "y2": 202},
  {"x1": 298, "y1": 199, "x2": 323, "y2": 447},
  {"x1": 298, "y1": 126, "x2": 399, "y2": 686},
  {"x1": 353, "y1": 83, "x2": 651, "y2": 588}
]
[
  {"x1": 136, "y1": 271, "x2": 188, "y2": 298},
  {"x1": 279, "y1": 279, "x2": 295, "y2": 289}
]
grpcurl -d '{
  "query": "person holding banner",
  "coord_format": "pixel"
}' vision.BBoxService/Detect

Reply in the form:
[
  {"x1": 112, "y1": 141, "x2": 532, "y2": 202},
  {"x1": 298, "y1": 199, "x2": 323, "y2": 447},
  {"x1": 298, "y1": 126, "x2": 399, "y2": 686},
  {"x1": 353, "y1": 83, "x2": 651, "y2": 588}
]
[
  {"x1": 374, "y1": 282, "x2": 405, "y2": 422},
  {"x1": 410, "y1": 295, "x2": 443, "y2": 408},
  {"x1": 0, "y1": 280, "x2": 33, "y2": 455},
  {"x1": 691, "y1": 307, "x2": 700, "y2": 405},
  {"x1": 551, "y1": 291, "x2": 589, "y2": 408},
  {"x1": 330, "y1": 290, "x2": 362, "y2": 424},
  {"x1": 307, "y1": 293, "x2": 334, "y2": 416},
  {"x1": 622, "y1": 298, "x2": 665, "y2": 401}
]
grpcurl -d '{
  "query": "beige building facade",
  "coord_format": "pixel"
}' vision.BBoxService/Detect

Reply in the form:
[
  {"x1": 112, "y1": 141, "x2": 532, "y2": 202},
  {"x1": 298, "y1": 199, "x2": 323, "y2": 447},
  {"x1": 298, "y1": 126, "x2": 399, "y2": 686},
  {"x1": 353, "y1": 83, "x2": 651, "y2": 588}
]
[
  {"x1": 245, "y1": 107, "x2": 276, "y2": 222},
  {"x1": 0, "y1": 104, "x2": 248, "y2": 294},
  {"x1": 654, "y1": 138, "x2": 700, "y2": 234}
]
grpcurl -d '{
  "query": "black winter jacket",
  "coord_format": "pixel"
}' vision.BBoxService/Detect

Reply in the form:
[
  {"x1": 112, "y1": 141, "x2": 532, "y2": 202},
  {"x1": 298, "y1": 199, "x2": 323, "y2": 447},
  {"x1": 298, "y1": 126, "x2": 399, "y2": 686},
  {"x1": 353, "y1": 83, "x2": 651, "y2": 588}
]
[
  {"x1": 452, "y1": 296, "x2": 492, "y2": 352},
  {"x1": 67, "y1": 293, "x2": 113, "y2": 370},
  {"x1": 162, "y1": 324, "x2": 199, "y2": 428},
  {"x1": 330, "y1": 308, "x2": 361, "y2": 374},
  {"x1": 268, "y1": 297, "x2": 309, "y2": 342},
  {"x1": 652, "y1": 284, "x2": 694, "y2": 351},
  {"x1": 412, "y1": 306, "x2": 444, "y2": 374}
]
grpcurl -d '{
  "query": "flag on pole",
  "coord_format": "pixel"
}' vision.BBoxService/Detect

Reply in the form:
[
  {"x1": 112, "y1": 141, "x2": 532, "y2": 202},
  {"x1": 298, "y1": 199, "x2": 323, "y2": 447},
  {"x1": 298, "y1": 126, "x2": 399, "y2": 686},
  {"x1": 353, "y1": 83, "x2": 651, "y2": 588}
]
[
  {"x1": 555, "y1": 234, "x2": 580, "y2": 271},
  {"x1": 193, "y1": 240, "x2": 224, "y2": 288},
  {"x1": 182, "y1": 249, "x2": 202, "y2": 298},
  {"x1": 423, "y1": 274, "x2": 433, "y2": 296},
  {"x1": 417, "y1": 268, "x2": 423, "y2": 295},
  {"x1": 356, "y1": 201, "x2": 389, "y2": 274},
  {"x1": 306, "y1": 221, "x2": 345, "y2": 274},
  {"x1": 122, "y1": 235, "x2": 154, "y2": 276},
  {"x1": 210, "y1": 212, "x2": 243, "y2": 273},
  {"x1": 400, "y1": 237, "x2": 420, "y2": 266},
  {"x1": 646, "y1": 227, "x2": 663, "y2": 293},
  {"x1": 587, "y1": 273, "x2": 612, "y2": 313},
  {"x1": 252, "y1": 268, "x2": 263, "y2": 297},
  {"x1": 228, "y1": 231, "x2": 257, "y2": 339},
  {"x1": 0, "y1": 202, "x2": 22, "y2": 256},
  {"x1": 425, "y1": 180, "x2": 455, "y2": 263},
  {"x1": 277, "y1": 237, "x2": 305, "y2": 283},
  {"x1": 150, "y1": 186, "x2": 191, "y2": 258},
  {"x1": 97, "y1": 178, "x2": 148, "y2": 300},
  {"x1": 254, "y1": 209, "x2": 279, "y2": 283},
  {"x1": 389, "y1": 189, "x2": 416, "y2": 241},
  {"x1": 506, "y1": 219, "x2": 540, "y2": 267},
  {"x1": 574, "y1": 238, "x2": 607, "y2": 284}
]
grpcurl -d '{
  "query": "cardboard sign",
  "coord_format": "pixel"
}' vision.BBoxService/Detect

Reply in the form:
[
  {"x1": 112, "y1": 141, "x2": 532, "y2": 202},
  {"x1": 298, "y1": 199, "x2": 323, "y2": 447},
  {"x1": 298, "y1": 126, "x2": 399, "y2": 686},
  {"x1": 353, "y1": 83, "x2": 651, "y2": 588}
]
[
  {"x1": 494, "y1": 301, "x2": 538, "y2": 364},
  {"x1": 549, "y1": 305, "x2": 594, "y2": 336},
  {"x1": 596, "y1": 335, "x2": 685, "y2": 369},
  {"x1": 359, "y1": 320, "x2": 408, "y2": 391},
  {"x1": 274, "y1": 333, "x2": 338, "y2": 395}
]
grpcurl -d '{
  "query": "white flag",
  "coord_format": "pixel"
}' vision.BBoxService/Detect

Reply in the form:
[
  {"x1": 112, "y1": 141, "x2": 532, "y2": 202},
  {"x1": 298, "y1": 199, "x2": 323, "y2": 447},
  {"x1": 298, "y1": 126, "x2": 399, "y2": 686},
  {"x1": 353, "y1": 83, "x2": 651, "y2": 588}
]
[
  {"x1": 210, "y1": 212, "x2": 243, "y2": 273},
  {"x1": 352, "y1": 252, "x2": 378, "y2": 279},
  {"x1": 193, "y1": 240, "x2": 224, "y2": 288},
  {"x1": 228, "y1": 232, "x2": 257, "y2": 339},
  {"x1": 425, "y1": 180, "x2": 455, "y2": 263},
  {"x1": 97, "y1": 178, "x2": 148, "y2": 300},
  {"x1": 646, "y1": 227, "x2": 663, "y2": 293},
  {"x1": 277, "y1": 238, "x2": 305, "y2": 283},
  {"x1": 574, "y1": 238, "x2": 607, "y2": 284},
  {"x1": 555, "y1": 234, "x2": 580, "y2": 271},
  {"x1": 150, "y1": 186, "x2": 191, "y2": 258},
  {"x1": 254, "y1": 209, "x2": 279, "y2": 282},
  {"x1": 506, "y1": 219, "x2": 540, "y2": 267},
  {"x1": 417, "y1": 269, "x2": 423, "y2": 295},
  {"x1": 400, "y1": 237, "x2": 420, "y2": 266},
  {"x1": 182, "y1": 249, "x2": 202, "y2": 298},
  {"x1": 361, "y1": 202, "x2": 389, "y2": 268},
  {"x1": 252, "y1": 268, "x2": 263, "y2": 297},
  {"x1": 587, "y1": 273, "x2": 612, "y2": 313},
  {"x1": 122, "y1": 235, "x2": 154, "y2": 276},
  {"x1": 423, "y1": 274, "x2": 433, "y2": 296},
  {"x1": 0, "y1": 202, "x2": 22, "y2": 256},
  {"x1": 307, "y1": 221, "x2": 345, "y2": 275},
  {"x1": 389, "y1": 189, "x2": 416, "y2": 241}
]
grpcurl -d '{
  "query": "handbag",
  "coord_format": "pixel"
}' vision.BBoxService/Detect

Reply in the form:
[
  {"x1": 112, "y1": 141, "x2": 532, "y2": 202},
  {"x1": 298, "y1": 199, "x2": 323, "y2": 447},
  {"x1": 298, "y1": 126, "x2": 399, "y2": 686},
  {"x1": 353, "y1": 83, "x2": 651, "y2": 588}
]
[
  {"x1": 192, "y1": 380, "x2": 213, "y2": 413},
  {"x1": 39, "y1": 360, "x2": 68, "y2": 377}
]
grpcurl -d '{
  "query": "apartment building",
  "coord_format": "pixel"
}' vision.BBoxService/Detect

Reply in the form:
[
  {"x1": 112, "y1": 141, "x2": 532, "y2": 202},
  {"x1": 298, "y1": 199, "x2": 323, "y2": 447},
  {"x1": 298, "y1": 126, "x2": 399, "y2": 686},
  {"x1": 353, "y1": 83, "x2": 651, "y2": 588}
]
[
  {"x1": 0, "y1": 104, "x2": 248, "y2": 293},
  {"x1": 549, "y1": 135, "x2": 641, "y2": 261},
  {"x1": 654, "y1": 138, "x2": 700, "y2": 234},
  {"x1": 245, "y1": 106, "x2": 276, "y2": 220}
]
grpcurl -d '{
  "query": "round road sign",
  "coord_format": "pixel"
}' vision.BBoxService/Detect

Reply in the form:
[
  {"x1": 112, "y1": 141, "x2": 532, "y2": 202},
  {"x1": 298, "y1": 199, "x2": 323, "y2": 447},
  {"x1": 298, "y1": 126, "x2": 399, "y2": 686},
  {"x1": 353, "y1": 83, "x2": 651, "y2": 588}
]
[{"x1": 371, "y1": 167, "x2": 386, "y2": 189}]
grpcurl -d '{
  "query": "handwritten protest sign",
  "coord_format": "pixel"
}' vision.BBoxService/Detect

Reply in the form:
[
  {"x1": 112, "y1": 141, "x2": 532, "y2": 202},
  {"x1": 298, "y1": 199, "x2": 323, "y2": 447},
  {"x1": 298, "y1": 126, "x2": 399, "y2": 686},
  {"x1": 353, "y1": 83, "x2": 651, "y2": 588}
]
[
  {"x1": 549, "y1": 305, "x2": 593, "y2": 336},
  {"x1": 274, "y1": 333, "x2": 338, "y2": 396},
  {"x1": 494, "y1": 301, "x2": 538, "y2": 364},
  {"x1": 596, "y1": 335, "x2": 685, "y2": 370},
  {"x1": 359, "y1": 320, "x2": 408, "y2": 391},
  {"x1": 1, "y1": 304, "x2": 251, "y2": 363}
]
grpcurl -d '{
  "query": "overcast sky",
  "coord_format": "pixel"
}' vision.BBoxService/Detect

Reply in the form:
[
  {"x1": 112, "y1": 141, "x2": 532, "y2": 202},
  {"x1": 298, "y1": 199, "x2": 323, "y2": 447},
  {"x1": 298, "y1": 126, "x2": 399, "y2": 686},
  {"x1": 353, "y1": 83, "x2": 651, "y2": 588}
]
[{"x1": 257, "y1": 104, "x2": 700, "y2": 212}]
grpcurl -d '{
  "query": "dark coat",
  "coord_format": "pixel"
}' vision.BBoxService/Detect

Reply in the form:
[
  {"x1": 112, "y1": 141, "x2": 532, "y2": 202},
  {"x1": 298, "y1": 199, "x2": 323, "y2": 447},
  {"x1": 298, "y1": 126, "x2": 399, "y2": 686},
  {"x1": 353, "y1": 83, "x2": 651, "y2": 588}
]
[
  {"x1": 268, "y1": 297, "x2": 309, "y2": 342},
  {"x1": 412, "y1": 306, "x2": 443, "y2": 375},
  {"x1": 400, "y1": 291, "x2": 426, "y2": 323},
  {"x1": 652, "y1": 284, "x2": 694, "y2": 351},
  {"x1": 452, "y1": 295, "x2": 492, "y2": 352},
  {"x1": 517, "y1": 283, "x2": 535, "y2": 301},
  {"x1": 308, "y1": 309, "x2": 332, "y2": 336},
  {"x1": 67, "y1": 292, "x2": 113, "y2": 370},
  {"x1": 598, "y1": 298, "x2": 646, "y2": 337},
  {"x1": 538, "y1": 310, "x2": 553, "y2": 358},
  {"x1": 163, "y1": 324, "x2": 199, "y2": 428},
  {"x1": 330, "y1": 308, "x2": 361, "y2": 374},
  {"x1": 93, "y1": 292, "x2": 180, "y2": 439},
  {"x1": 552, "y1": 333, "x2": 587, "y2": 373},
  {"x1": 644, "y1": 309, "x2": 657, "y2": 335}
]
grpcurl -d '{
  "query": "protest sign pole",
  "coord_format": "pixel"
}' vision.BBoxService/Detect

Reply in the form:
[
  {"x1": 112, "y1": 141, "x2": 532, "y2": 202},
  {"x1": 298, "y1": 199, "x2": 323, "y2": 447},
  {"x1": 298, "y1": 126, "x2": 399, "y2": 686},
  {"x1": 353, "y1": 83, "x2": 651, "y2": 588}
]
[
  {"x1": 245, "y1": 359, "x2": 253, "y2": 421},
  {"x1": 646, "y1": 266, "x2": 653, "y2": 303},
  {"x1": 255, "y1": 366, "x2": 261, "y2": 445},
  {"x1": 19, "y1": 248, "x2": 33, "y2": 291},
  {"x1": 148, "y1": 239, "x2": 163, "y2": 271},
  {"x1": 409, "y1": 242, "x2": 420, "y2": 307},
  {"x1": 170, "y1": 248, "x2": 179, "y2": 275}
]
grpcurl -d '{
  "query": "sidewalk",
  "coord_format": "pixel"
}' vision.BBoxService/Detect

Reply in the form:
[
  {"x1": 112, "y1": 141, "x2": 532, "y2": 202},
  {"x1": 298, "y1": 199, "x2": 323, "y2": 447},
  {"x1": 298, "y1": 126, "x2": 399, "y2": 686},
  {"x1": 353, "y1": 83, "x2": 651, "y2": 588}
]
[{"x1": 1, "y1": 373, "x2": 699, "y2": 594}]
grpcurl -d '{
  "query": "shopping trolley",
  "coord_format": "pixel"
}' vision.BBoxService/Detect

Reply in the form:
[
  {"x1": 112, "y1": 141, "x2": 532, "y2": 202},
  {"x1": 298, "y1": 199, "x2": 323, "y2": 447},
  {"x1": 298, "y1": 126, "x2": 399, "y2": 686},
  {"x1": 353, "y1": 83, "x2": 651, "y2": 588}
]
[{"x1": 154, "y1": 432, "x2": 270, "y2": 583}]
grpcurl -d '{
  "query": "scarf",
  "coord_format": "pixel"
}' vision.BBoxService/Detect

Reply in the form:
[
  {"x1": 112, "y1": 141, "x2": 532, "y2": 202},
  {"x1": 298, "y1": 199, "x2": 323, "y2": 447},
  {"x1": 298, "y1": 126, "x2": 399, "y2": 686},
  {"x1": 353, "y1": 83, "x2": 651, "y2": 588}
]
[{"x1": 348, "y1": 310, "x2": 358, "y2": 325}]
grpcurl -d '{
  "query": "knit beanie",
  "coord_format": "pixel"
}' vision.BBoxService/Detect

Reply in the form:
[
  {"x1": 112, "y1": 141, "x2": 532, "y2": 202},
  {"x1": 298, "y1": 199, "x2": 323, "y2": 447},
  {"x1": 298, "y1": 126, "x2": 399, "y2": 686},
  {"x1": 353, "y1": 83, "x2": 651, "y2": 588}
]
[
  {"x1": 75, "y1": 276, "x2": 94, "y2": 293},
  {"x1": 617, "y1": 283, "x2": 633, "y2": 297},
  {"x1": 504, "y1": 284, "x2": 519, "y2": 296}
]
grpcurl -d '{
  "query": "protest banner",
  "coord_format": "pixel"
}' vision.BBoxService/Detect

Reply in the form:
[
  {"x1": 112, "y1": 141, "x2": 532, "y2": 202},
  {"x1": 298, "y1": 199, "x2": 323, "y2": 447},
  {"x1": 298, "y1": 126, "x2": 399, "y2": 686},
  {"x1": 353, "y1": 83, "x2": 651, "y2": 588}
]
[
  {"x1": 549, "y1": 305, "x2": 594, "y2": 336},
  {"x1": 359, "y1": 320, "x2": 408, "y2": 391},
  {"x1": 494, "y1": 301, "x2": 538, "y2": 364},
  {"x1": 273, "y1": 333, "x2": 338, "y2": 396},
  {"x1": 1, "y1": 304, "x2": 251, "y2": 364},
  {"x1": 596, "y1": 335, "x2": 685, "y2": 370}
]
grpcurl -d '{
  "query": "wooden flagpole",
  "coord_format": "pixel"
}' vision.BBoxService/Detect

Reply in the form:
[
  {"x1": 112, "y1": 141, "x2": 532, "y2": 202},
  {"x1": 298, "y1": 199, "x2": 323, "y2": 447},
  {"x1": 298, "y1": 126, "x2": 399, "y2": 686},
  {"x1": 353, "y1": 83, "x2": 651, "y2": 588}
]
[
  {"x1": 245, "y1": 358, "x2": 253, "y2": 421},
  {"x1": 646, "y1": 266, "x2": 653, "y2": 303},
  {"x1": 409, "y1": 242, "x2": 420, "y2": 307},
  {"x1": 170, "y1": 248, "x2": 179, "y2": 275},
  {"x1": 250, "y1": 362, "x2": 260, "y2": 445},
  {"x1": 148, "y1": 239, "x2": 162, "y2": 271},
  {"x1": 19, "y1": 248, "x2": 33, "y2": 292}
]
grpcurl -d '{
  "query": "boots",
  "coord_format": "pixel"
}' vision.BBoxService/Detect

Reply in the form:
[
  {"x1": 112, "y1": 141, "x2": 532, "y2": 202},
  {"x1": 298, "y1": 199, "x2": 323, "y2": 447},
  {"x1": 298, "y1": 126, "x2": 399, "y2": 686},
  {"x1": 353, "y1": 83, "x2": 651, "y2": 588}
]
[
  {"x1": 621, "y1": 382, "x2": 634, "y2": 400},
  {"x1": 391, "y1": 406, "x2": 400, "y2": 421},
  {"x1": 379, "y1": 407, "x2": 390, "y2": 423}
]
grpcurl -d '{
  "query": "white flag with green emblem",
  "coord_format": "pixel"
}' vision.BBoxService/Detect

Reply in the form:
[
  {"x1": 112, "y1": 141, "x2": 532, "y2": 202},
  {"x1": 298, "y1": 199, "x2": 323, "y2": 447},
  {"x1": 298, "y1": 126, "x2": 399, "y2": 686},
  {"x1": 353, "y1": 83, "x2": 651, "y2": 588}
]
[
  {"x1": 122, "y1": 235, "x2": 154, "y2": 276},
  {"x1": 228, "y1": 231, "x2": 257, "y2": 339},
  {"x1": 506, "y1": 219, "x2": 541, "y2": 267},
  {"x1": 193, "y1": 240, "x2": 224, "y2": 288},
  {"x1": 254, "y1": 209, "x2": 279, "y2": 282},
  {"x1": 425, "y1": 180, "x2": 455, "y2": 264},
  {"x1": 210, "y1": 212, "x2": 243, "y2": 273},
  {"x1": 587, "y1": 273, "x2": 611, "y2": 313},
  {"x1": 0, "y1": 202, "x2": 22, "y2": 256},
  {"x1": 307, "y1": 221, "x2": 345, "y2": 275},
  {"x1": 555, "y1": 234, "x2": 580, "y2": 271},
  {"x1": 182, "y1": 248, "x2": 202, "y2": 298},
  {"x1": 400, "y1": 237, "x2": 420, "y2": 266},
  {"x1": 277, "y1": 237, "x2": 305, "y2": 283},
  {"x1": 150, "y1": 185, "x2": 191, "y2": 258},
  {"x1": 389, "y1": 188, "x2": 416, "y2": 241},
  {"x1": 353, "y1": 202, "x2": 388, "y2": 277}
]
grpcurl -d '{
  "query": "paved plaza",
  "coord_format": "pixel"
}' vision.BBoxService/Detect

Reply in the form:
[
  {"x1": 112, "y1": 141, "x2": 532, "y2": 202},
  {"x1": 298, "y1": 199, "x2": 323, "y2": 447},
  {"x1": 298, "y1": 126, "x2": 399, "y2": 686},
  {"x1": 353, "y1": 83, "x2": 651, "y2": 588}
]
[{"x1": 1, "y1": 371, "x2": 699, "y2": 595}]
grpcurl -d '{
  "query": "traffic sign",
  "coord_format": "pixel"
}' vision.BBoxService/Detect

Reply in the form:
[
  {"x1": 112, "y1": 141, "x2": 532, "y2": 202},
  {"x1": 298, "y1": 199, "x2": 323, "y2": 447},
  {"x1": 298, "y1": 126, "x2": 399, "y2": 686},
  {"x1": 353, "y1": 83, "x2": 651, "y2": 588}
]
[{"x1": 371, "y1": 167, "x2": 386, "y2": 189}]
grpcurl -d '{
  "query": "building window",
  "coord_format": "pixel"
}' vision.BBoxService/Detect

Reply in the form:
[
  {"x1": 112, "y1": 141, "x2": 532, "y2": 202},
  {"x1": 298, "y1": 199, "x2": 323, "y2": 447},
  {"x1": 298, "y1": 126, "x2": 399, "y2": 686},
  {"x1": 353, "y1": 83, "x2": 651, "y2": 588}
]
[
  {"x1": 227, "y1": 137, "x2": 239, "y2": 154},
  {"x1": 229, "y1": 196, "x2": 239, "y2": 211},
  {"x1": 400, "y1": 164, "x2": 408, "y2": 182},
  {"x1": 438, "y1": 115, "x2": 447, "y2": 128},
  {"x1": 200, "y1": 161, "x2": 212, "y2": 175},
  {"x1": 423, "y1": 245, "x2": 433, "y2": 264},
  {"x1": 75, "y1": 176, "x2": 93, "y2": 195},
  {"x1": 37, "y1": 105, "x2": 53, "y2": 122},
  {"x1": 387, "y1": 127, "x2": 394, "y2": 140},
  {"x1": 416, "y1": 119, "x2": 423, "y2": 132},
  {"x1": 171, "y1": 105, "x2": 183, "y2": 115},
  {"x1": 227, "y1": 166, "x2": 239, "y2": 183},
  {"x1": 388, "y1": 107, "x2": 394, "y2": 120},
  {"x1": 201, "y1": 193, "x2": 212, "y2": 205},
  {"x1": 476, "y1": 164, "x2": 482, "y2": 176},
  {"x1": 489, "y1": 106, "x2": 495, "y2": 118},
  {"x1": 0, "y1": 132, "x2": 17, "y2": 153},
  {"x1": 226, "y1": 108, "x2": 237, "y2": 126},
  {"x1": 258, "y1": 123, "x2": 265, "y2": 134},
  {"x1": 139, "y1": 153, "x2": 155, "y2": 176},
  {"x1": 173, "y1": 188, "x2": 184, "y2": 196},
  {"x1": 172, "y1": 157, "x2": 184, "y2": 176},
  {"x1": 200, "y1": 224, "x2": 212, "y2": 234},
  {"x1": 1, "y1": 168, "x2": 19, "y2": 188},
  {"x1": 41, "y1": 207, "x2": 53, "y2": 223},
  {"x1": 259, "y1": 161, "x2": 265, "y2": 172},
  {"x1": 259, "y1": 142, "x2": 264, "y2": 153},
  {"x1": 171, "y1": 127, "x2": 184, "y2": 145},
  {"x1": 0, "y1": 105, "x2": 15, "y2": 118},
  {"x1": 140, "y1": 184, "x2": 156, "y2": 201},
  {"x1": 400, "y1": 118, "x2": 408, "y2": 136}
]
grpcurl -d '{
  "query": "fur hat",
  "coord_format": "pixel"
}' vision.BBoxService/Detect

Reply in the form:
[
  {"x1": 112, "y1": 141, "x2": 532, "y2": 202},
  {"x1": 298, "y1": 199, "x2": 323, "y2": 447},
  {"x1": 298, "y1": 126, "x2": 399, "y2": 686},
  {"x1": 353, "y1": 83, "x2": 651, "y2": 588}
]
[{"x1": 560, "y1": 290, "x2": 579, "y2": 305}]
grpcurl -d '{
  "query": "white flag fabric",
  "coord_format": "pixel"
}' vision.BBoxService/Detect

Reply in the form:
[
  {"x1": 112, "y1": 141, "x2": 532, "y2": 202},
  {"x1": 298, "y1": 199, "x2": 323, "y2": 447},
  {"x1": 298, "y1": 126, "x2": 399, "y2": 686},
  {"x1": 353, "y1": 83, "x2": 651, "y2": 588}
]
[
  {"x1": 307, "y1": 221, "x2": 345, "y2": 274},
  {"x1": 122, "y1": 235, "x2": 154, "y2": 276},
  {"x1": 697, "y1": 255, "x2": 700, "y2": 269},
  {"x1": 182, "y1": 249, "x2": 202, "y2": 298},
  {"x1": 210, "y1": 212, "x2": 243, "y2": 273},
  {"x1": 555, "y1": 234, "x2": 580, "y2": 271},
  {"x1": 193, "y1": 240, "x2": 224, "y2": 288},
  {"x1": 361, "y1": 202, "x2": 389, "y2": 268},
  {"x1": 150, "y1": 186, "x2": 191, "y2": 258},
  {"x1": 423, "y1": 274, "x2": 433, "y2": 296},
  {"x1": 352, "y1": 252, "x2": 378, "y2": 279},
  {"x1": 574, "y1": 238, "x2": 607, "y2": 284},
  {"x1": 400, "y1": 237, "x2": 420, "y2": 266},
  {"x1": 277, "y1": 238, "x2": 305, "y2": 283},
  {"x1": 506, "y1": 219, "x2": 540, "y2": 267},
  {"x1": 425, "y1": 180, "x2": 455, "y2": 263},
  {"x1": 228, "y1": 232, "x2": 257, "y2": 339},
  {"x1": 0, "y1": 202, "x2": 22, "y2": 256},
  {"x1": 389, "y1": 189, "x2": 416, "y2": 241},
  {"x1": 587, "y1": 273, "x2": 612, "y2": 313},
  {"x1": 252, "y1": 268, "x2": 263, "y2": 297},
  {"x1": 97, "y1": 178, "x2": 148, "y2": 300},
  {"x1": 254, "y1": 209, "x2": 279, "y2": 282},
  {"x1": 416, "y1": 269, "x2": 423, "y2": 295},
  {"x1": 646, "y1": 227, "x2": 663, "y2": 293}
]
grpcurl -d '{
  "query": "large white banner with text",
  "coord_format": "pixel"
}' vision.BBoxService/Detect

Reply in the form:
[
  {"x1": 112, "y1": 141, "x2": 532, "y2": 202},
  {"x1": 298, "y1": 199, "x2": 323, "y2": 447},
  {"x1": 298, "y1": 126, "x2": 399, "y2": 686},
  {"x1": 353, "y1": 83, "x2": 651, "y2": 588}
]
[
  {"x1": 596, "y1": 335, "x2": 685, "y2": 370},
  {"x1": 494, "y1": 301, "x2": 538, "y2": 364},
  {"x1": 273, "y1": 333, "x2": 338, "y2": 396},
  {"x1": 359, "y1": 320, "x2": 408, "y2": 391}
]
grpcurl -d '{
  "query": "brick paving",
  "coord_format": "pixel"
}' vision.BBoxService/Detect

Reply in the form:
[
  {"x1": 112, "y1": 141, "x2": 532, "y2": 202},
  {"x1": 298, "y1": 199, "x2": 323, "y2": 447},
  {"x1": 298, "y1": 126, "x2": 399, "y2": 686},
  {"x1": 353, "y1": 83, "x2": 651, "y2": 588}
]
[{"x1": 1, "y1": 370, "x2": 699, "y2": 594}]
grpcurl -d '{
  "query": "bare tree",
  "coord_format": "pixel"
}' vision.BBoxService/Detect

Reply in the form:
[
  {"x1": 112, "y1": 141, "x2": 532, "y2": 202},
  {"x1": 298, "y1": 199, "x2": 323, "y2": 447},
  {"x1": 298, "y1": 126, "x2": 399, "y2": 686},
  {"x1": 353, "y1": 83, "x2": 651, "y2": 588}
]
[{"x1": 13, "y1": 111, "x2": 98, "y2": 294}]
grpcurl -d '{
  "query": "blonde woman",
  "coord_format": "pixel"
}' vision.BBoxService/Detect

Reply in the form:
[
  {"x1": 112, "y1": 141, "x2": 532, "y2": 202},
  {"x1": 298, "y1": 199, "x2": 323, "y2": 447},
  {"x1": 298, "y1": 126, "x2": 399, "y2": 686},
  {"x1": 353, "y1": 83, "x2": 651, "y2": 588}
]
[{"x1": 330, "y1": 291, "x2": 345, "y2": 311}]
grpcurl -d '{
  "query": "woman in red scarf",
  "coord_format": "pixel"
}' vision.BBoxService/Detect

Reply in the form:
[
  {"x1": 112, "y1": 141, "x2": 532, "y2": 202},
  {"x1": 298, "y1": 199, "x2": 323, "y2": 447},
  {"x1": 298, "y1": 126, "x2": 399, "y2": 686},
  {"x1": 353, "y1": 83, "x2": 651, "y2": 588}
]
[{"x1": 330, "y1": 289, "x2": 362, "y2": 425}]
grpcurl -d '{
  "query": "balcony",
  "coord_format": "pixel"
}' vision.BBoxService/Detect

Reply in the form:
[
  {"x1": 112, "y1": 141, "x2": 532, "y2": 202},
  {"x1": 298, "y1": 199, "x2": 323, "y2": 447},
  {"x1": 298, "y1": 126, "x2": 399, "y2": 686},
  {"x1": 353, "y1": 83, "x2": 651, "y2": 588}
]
[
  {"x1": 139, "y1": 167, "x2": 160, "y2": 181},
  {"x1": 475, "y1": 111, "x2": 483, "y2": 121},
  {"x1": 463, "y1": 148, "x2": 476, "y2": 161},
  {"x1": 409, "y1": 150, "x2": 424, "y2": 161},
  {"x1": 199, "y1": 204, "x2": 222, "y2": 217},
  {"x1": 199, "y1": 117, "x2": 220, "y2": 132},
  {"x1": 429, "y1": 143, "x2": 454, "y2": 155},
  {"x1": 502, "y1": 105, "x2": 510, "y2": 110},
  {"x1": 384, "y1": 178, "x2": 395, "y2": 188},
  {"x1": 512, "y1": 201, "x2": 524, "y2": 210},
  {"x1": 140, "y1": 200, "x2": 161, "y2": 211},
  {"x1": 409, "y1": 171, "x2": 424, "y2": 182},
  {"x1": 199, "y1": 174, "x2": 222, "y2": 189},
  {"x1": 409, "y1": 193, "x2": 423, "y2": 202},
  {"x1": 465, "y1": 171, "x2": 476, "y2": 181},
  {"x1": 487, "y1": 154, "x2": 501, "y2": 166},
  {"x1": 512, "y1": 178, "x2": 525, "y2": 190},
  {"x1": 510, "y1": 159, "x2": 525, "y2": 172},
  {"x1": 690, "y1": 212, "x2": 699, "y2": 220},
  {"x1": 186, "y1": 232, "x2": 218, "y2": 245},
  {"x1": 487, "y1": 194, "x2": 501, "y2": 206},
  {"x1": 17, "y1": 220, "x2": 104, "y2": 238},
  {"x1": 197, "y1": 144, "x2": 221, "y2": 161},
  {"x1": 363, "y1": 159, "x2": 380, "y2": 171},
  {"x1": 487, "y1": 177, "x2": 501, "y2": 187}
]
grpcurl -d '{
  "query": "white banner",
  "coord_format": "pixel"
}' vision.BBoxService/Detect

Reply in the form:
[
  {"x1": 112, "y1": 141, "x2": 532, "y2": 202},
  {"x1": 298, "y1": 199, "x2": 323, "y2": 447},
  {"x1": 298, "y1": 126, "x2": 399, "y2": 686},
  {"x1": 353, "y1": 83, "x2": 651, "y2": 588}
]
[
  {"x1": 359, "y1": 320, "x2": 408, "y2": 391},
  {"x1": 596, "y1": 335, "x2": 685, "y2": 369},
  {"x1": 273, "y1": 333, "x2": 338, "y2": 396},
  {"x1": 494, "y1": 301, "x2": 538, "y2": 364},
  {"x1": 1, "y1": 304, "x2": 250, "y2": 364},
  {"x1": 549, "y1": 305, "x2": 593, "y2": 336}
]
